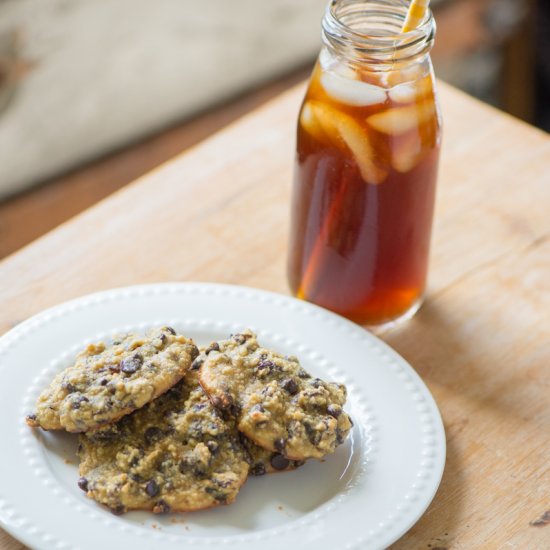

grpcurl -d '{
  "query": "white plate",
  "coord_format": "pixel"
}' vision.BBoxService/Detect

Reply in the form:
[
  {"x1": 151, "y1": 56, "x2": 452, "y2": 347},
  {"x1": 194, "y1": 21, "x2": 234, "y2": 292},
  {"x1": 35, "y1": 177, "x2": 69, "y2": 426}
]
[{"x1": 0, "y1": 283, "x2": 445, "y2": 550}]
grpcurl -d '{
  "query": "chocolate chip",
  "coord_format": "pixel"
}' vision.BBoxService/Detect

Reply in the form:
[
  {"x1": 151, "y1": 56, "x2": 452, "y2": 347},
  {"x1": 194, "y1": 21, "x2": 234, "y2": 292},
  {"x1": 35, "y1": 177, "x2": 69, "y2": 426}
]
[
  {"x1": 129, "y1": 473, "x2": 142, "y2": 482},
  {"x1": 165, "y1": 385, "x2": 183, "y2": 400},
  {"x1": 270, "y1": 453, "x2": 290, "y2": 471},
  {"x1": 205, "y1": 487, "x2": 227, "y2": 503},
  {"x1": 153, "y1": 500, "x2": 171, "y2": 514},
  {"x1": 297, "y1": 369, "x2": 311, "y2": 379},
  {"x1": 144, "y1": 426, "x2": 163, "y2": 445},
  {"x1": 327, "y1": 404, "x2": 342, "y2": 418},
  {"x1": 214, "y1": 478, "x2": 233, "y2": 489},
  {"x1": 211, "y1": 392, "x2": 233, "y2": 411},
  {"x1": 310, "y1": 378, "x2": 323, "y2": 388},
  {"x1": 145, "y1": 480, "x2": 160, "y2": 497},
  {"x1": 107, "y1": 363, "x2": 120, "y2": 373},
  {"x1": 229, "y1": 403, "x2": 242, "y2": 416},
  {"x1": 232, "y1": 333, "x2": 247, "y2": 344},
  {"x1": 281, "y1": 378, "x2": 299, "y2": 395},
  {"x1": 258, "y1": 388, "x2": 272, "y2": 404},
  {"x1": 191, "y1": 356, "x2": 204, "y2": 370},
  {"x1": 159, "y1": 333, "x2": 167, "y2": 344},
  {"x1": 121, "y1": 353, "x2": 143, "y2": 374},
  {"x1": 77, "y1": 477, "x2": 88, "y2": 492},
  {"x1": 129, "y1": 456, "x2": 141, "y2": 468},
  {"x1": 165, "y1": 327, "x2": 176, "y2": 335},
  {"x1": 205, "y1": 342, "x2": 220, "y2": 355},
  {"x1": 206, "y1": 441, "x2": 219, "y2": 454},
  {"x1": 189, "y1": 345, "x2": 200, "y2": 360},
  {"x1": 99, "y1": 378, "x2": 109, "y2": 386},
  {"x1": 72, "y1": 395, "x2": 89, "y2": 409},
  {"x1": 304, "y1": 423, "x2": 321, "y2": 446},
  {"x1": 257, "y1": 359, "x2": 275, "y2": 371},
  {"x1": 274, "y1": 438, "x2": 286, "y2": 452},
  {"x1": 179, "y1": 458, "x2": 192, "y2": 473},
  {"x1": 63, "y1": 382, "x2": 76, "y2": 393},
  {"x1": 193, "y1": 466, "x2": 208, "y2": 479},
  {"x1": 250, "y1": 463, "x2": 266, "y2": 476},
  {"x1": 110, "y1": 505, "x2": 125, "y2": 515},
  {"x1": 25, "y1": 413, "x2": 37, "y2": 423}
]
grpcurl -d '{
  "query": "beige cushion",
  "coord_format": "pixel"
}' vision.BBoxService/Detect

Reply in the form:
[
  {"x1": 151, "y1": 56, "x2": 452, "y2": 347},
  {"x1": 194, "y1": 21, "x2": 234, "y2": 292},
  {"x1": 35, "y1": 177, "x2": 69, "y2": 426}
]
[{"x1": 0, "y1": 0, "x2": 325, "y2": 198}]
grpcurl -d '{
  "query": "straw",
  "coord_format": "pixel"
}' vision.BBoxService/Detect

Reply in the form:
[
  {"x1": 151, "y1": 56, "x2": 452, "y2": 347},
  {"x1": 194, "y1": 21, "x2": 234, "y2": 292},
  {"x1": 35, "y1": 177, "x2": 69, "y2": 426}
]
[{"x1": 402, "y1": 0, "x2": 430, "y2": 32}]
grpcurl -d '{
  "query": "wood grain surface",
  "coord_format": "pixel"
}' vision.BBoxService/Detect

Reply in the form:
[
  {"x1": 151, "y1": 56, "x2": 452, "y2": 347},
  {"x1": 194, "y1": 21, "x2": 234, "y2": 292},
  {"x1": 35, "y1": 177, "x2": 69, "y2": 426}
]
[
  {"x1": 0, "y1": 82, "x2": 549, "y2": 550},
  {"x1": 0, "y1": 65, "x2": 311, "y2": 260}
]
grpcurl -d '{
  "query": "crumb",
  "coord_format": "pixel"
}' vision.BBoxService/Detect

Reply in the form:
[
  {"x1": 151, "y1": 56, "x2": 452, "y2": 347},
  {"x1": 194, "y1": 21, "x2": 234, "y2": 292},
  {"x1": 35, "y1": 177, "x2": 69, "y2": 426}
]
[
  {"x1": 185, "y1": 526, "x2": 190, "y2": 531},
  {"x1": 530, "y1": 511, "x2": 550, "y2": 527},
  {"x1": 63, "y1": 459, "x2": 73, "y2": 465},
  {"x1": 277, "y1": 505, "x2": 284, "y2": 511},
  {"x1": 170, "y1": 517, "x2": 185, "y2": 524}
]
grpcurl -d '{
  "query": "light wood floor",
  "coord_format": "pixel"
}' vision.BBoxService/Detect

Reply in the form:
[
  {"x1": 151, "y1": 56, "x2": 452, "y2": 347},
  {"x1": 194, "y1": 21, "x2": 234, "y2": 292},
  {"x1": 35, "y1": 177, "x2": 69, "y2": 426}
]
[{"x1": 0, "y1": 66, "x2": 311, "y2": 260}]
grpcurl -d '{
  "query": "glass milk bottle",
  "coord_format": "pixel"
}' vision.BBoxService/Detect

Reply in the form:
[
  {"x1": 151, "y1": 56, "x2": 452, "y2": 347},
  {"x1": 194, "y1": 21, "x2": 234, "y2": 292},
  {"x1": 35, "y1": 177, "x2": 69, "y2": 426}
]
[{"x1": 288, "y1": 0, "x2": 442, "y2": 327}]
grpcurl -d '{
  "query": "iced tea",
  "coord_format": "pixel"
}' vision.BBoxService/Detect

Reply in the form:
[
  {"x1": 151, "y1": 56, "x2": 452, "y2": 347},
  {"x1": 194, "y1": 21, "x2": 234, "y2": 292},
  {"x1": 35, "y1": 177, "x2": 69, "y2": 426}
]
[{"x1": 288, "y1": 41, "x2": 441, "y2": 326}]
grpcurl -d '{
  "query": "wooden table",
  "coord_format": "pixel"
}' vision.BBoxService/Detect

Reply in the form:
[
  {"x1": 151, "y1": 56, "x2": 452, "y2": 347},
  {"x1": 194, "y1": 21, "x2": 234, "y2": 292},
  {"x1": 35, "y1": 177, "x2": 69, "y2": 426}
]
[{"x1": 1, "y1": 82, "x2": 549, "y2": 549}]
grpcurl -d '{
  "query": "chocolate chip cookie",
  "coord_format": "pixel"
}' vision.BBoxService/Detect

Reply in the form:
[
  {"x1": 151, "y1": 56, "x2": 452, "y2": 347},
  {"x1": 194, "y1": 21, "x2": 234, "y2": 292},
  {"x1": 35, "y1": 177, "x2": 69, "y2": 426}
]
[
  {"x1": 198, "y1": 330, "x2": 353, "y2": 460},
  {"x1": 77, "y1": 370, "x2": 250, "y2": 514},
  {"x1": 26, "y1": 327, "x2": 198, "y2": 433},
  {"x1": 192, "y1": 347, "x2": 303, "y2": 476}
]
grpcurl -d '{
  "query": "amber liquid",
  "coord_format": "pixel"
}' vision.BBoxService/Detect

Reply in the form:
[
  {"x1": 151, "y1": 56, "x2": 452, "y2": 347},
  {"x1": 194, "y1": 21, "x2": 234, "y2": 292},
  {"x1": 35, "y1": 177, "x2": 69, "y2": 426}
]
[{"x1": 288, "y1": 64, "x2": 441, "y2": 325}]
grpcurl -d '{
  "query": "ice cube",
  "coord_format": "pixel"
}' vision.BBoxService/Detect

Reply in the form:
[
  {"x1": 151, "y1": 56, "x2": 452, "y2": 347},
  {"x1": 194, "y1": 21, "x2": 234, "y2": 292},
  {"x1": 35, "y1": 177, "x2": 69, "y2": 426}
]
[
  {"x1": 305, "y1": 101, "x2": 387, "y2": 184},
  {"x1": 320, "y1": 70, "x2": 387, "y2": 107},
  {"x1": 388, "y1": 83, "x2": 417, "y2": 104},
  {"x1": 302, "y1": 100, "x2": 339, "y2": 146},
  {"x1": 388, "y1": 76, "x2": 435, "y2": 104},
  {"x1": 335, "y1": 116, "x2": 387, "y2": 184},
  {"x1": 300, "y1": 102, "x2": 326, "y2": 142},
  {"x1": 367, "y1": 101, "x2": 436, "y2": 135},
  {"x1": 391, "y1": 134, "x2": 423, "y2": 173}
]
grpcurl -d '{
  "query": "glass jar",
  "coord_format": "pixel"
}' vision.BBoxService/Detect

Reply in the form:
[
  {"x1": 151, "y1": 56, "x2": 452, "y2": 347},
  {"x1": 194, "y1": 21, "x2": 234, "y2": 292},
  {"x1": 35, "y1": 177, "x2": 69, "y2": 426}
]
[{"x1": 288, "y1": 0, "x2": 442, "y2": 327}]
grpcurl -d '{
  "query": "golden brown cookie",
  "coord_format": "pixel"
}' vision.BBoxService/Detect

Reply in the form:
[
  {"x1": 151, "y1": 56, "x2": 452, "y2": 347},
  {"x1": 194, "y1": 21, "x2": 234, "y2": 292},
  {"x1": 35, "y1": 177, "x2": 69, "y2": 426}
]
[
  {"x1": 26, "y1": 327, "x2": 198, "y2": 433},
  {"x1": 192, "y1": 347, "x2": 303, "y2": 476},
  {"x1": 198, "y1": 330, "x2": 353, "y2": 461},
  {"x1": 77, "y1": 370, "x2": 250, "y2": 514}
]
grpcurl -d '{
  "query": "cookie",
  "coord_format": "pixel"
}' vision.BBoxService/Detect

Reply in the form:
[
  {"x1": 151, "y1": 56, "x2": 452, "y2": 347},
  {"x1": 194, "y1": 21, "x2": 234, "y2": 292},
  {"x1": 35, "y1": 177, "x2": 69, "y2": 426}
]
[
  {"x1": 191, "y1": 347, "x2": 302, "y2": 476},
  {"x1": 26, "y1": 327, "x2": 198, "y2": 433},
  {"x1": 77, "y1": 370, "x2": 250, "y2": 514},
  {"x1": 198, "y1": 330, "x2": 353, "y2": 460}
]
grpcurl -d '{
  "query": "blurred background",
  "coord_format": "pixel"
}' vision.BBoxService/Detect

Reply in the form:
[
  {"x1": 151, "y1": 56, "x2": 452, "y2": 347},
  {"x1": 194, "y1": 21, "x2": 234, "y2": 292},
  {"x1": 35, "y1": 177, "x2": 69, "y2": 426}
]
[{"x1": 0, "y1": 0, "x2": 546, "y2": 259}]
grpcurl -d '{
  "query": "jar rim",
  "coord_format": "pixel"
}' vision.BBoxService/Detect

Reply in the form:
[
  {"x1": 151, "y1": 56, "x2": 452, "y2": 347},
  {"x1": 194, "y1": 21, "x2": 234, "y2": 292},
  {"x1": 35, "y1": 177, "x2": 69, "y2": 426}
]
[{"x1": 322, "y1": 0, "x2": 435, "y2": 63}]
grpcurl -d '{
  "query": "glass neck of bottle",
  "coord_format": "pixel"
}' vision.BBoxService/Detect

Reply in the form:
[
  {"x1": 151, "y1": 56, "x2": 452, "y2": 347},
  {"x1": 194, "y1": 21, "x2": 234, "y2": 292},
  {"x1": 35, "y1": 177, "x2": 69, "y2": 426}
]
[{"x1": 321, "y1": 0, "x2": 435, "y2": 72}]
